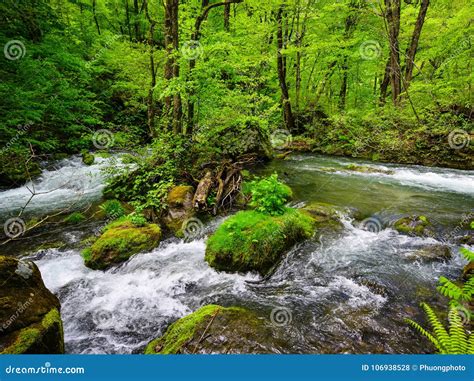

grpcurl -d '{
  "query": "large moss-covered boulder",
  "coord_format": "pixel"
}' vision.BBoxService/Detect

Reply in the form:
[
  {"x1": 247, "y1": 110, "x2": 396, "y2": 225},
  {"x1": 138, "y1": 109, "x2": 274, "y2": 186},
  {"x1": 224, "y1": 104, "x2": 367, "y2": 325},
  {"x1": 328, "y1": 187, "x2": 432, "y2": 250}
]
[
  {"x1": 205, "y1": 209, "x2": 314, "y2": 275},
  {"x1": 393, "y1": 215, "x2": 433, "y2": 237},
  {"x1": 144, "y1": 305, "x2": 282, "y2": 354},
  {"x1": 81, "y1": 151, "x2": 95, "y2": 166},
  {"x1": 163, "y1": 185, "x2": 195, "y2": 235},
  {"x1": 82, "y1": 219, "x2": 161, "y2": 270},
  {"x1": 0, "y1": 256, "x2": 64, "y2": 354}
]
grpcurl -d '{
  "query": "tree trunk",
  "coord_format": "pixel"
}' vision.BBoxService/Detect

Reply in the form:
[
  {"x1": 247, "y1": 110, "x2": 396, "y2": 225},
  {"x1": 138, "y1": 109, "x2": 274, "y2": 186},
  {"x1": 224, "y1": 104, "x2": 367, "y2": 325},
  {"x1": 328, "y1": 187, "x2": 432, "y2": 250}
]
[
  {"x1": 133, "y1": 0, "x2": 140, "y2": 41},
  {"x1": 144, "y1": 0, "x2": 156, "y2": 137},
  {"x1": 92, "y1": 0, "x2": 101, "y2": 35},
  {"x1": 404, "y1": 0, "x2": 429, "y2": 91},
  {"x1": 385, "y1": 0, "x2": 401, "y2": 106},
  {"x1": 224, "y1": 0, "x2": 231, "y2": 31},
  {"x1": 276, "y1": 5, "x2": 295, "y2": 132}
]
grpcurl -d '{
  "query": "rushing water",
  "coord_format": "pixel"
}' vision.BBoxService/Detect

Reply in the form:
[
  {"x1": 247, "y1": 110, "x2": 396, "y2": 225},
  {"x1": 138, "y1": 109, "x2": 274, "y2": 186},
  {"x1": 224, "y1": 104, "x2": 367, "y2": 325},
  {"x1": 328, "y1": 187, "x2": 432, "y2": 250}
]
[{"x1": 2, "y1": 154, "x2": 473, "y2": 354}]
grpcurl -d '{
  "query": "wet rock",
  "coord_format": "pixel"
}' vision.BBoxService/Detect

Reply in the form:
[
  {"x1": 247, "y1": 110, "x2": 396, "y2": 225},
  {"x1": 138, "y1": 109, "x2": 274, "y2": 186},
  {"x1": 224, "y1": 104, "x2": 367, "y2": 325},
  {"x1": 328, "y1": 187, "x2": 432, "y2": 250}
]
[
  {"x1": 82, "y1": 219, "x2": 161, "y2": 270},
  {"x1": 406, "y1": 245, "x2": 452, "y2": 262},
  {"x1": 345, "y1": 164, "x2": 394, "y2": 175},
  {"x1": 205, "y1": 209, "x2": 314, "y2": 275},
  {"x1": 393, "y1": 215, "x2": 433, "y2": 237},
  {"x1": 144, "y1": 305, "x2": 283, "y2": 354},
  {"x1": 301, "y1": 201, "x2": 344, "y2": 233},
  {"x1": 0, "y1": 256, "x2": 64, "y2": 354},
  {"x1": 163, "y1": 185, "x2": 195, "y2": 235},
  {"x1": 81, "y1": 152, "x2": 95, "y2": 166},
  {"x1": 463, "y1": 262, "x2": 474, "y2": 281}
]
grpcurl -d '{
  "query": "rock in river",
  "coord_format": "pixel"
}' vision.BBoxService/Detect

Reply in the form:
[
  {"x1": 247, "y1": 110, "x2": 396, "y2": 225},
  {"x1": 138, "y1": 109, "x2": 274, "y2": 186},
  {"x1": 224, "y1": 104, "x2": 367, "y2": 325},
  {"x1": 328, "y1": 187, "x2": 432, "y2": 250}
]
[{"x1": 0, "y1": 256, "x2": 64, "y2": 354}]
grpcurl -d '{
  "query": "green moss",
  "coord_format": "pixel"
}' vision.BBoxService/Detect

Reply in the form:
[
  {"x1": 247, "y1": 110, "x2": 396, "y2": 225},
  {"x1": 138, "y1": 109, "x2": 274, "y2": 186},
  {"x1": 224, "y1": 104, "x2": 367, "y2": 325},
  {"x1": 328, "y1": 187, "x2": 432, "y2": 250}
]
[
  {"x1": 82, "y1": 220, "x2": 161, "y2": 270},
  {"x1": 145, "y1": 305, "x2": 248, "y2": 354},
  {"x1": 205, "y1": 209, "x2": 314, "y2": 275},
  {"x1": 0, "y1": 308, "x2": 63, "y2": 354},
  {"x1": 393, "y1": 215, "x2": 432, "y2": 237},
  {"x1": 63, "y1": 212, "x2": 86, "y2": 224},
  {"x1": 82, "y1": 152, "x2": 95, "y2": 166},
  {"x1": 167, "y1": 185, "x2": 194, "y2": 206}
]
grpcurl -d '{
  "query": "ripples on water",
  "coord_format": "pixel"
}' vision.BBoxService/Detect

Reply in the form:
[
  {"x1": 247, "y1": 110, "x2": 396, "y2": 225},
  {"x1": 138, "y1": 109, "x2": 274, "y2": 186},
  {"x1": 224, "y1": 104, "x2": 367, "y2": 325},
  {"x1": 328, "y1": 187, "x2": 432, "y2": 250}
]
[{"x1": 3, "y1": 154, "x2": 472, "y2": 353}]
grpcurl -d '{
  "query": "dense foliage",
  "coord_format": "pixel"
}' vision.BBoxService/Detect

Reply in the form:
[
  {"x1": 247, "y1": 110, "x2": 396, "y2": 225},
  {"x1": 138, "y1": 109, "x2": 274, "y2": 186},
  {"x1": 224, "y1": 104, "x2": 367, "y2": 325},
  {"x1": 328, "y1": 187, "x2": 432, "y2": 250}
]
[{"x1": 1, "y1": 0, "x2": 472, "y2": 187}]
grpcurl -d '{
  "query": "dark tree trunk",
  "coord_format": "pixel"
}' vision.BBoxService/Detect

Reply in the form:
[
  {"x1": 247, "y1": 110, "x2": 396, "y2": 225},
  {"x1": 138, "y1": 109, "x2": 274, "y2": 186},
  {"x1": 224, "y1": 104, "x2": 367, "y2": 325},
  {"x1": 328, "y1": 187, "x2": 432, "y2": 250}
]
[
  {"x1": 276, "y1": 6, "x2": 295, "y2": 132},
  {"x1": 144, "y1": 0, "x2": 156, "y2": 137},
  {"x1": 385, "y1": 0, "x2": 401, "y2": 106},
  {"x1": 404, "y1": 0, "x2": 429, "y2": 91},
  {"x1": 133, "y1": 0, "x2": 140, "y2": 41},
  {"x1": 92, "y1": 0, "x2": 101, "y2": 35},
  {"x1": 224, "y1": 0, "x2": 231, "y2": 31},
  {"x1": 379, "y1": 58, "x2": 391, "y2": 104}
]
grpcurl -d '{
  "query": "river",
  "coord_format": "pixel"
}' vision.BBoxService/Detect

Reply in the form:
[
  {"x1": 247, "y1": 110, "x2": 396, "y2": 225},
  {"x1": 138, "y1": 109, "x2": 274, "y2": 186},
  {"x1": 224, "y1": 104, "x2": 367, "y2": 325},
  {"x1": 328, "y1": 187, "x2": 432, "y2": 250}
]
[{"x1": 1, "y1": 154, "x2": 472, "y2": 354}]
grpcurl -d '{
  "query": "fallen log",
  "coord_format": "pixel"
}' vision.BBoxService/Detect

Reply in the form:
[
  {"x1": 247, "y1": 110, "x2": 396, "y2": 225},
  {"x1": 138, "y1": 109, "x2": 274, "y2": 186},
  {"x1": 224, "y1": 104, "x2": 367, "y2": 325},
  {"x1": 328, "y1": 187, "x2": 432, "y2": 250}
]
[{"x1": 193, "y1": 170, "x2": 213, "y2": 210}]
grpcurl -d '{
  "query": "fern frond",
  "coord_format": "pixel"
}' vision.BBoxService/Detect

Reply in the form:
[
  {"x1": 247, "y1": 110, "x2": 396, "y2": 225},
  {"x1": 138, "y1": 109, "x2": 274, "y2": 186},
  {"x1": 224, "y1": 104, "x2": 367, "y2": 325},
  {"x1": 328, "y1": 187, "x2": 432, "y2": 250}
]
[
  {"x1": 467, "y1": 334, "x2": 474, "y2": 355},
  {"x1": 406, "y1": 318, "x2": 442, "y2": 353},
  {"x1": 437, "y1": 277, "x2": 463, "y2": 301},
  {"x1": 421, "y1": 303, "x2": 450, "y2": 351},
  {"x1": 460, "y1": 247, "x2": 474, "y2": 262},
  {"x1": 462, "y1": 277, "x2": 474, "y2": 301},
  {"x1": 447, "y1": 307, "x2": 468, "y2": 354}
]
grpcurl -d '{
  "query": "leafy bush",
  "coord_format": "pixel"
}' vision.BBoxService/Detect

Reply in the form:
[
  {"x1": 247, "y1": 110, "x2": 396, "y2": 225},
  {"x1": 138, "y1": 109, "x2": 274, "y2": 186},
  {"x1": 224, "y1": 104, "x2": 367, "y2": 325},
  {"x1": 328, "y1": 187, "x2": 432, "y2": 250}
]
[
  {"x1": 248, "y1": 174, "x2": 292, "y2": 216},
  {"x1": 128, "y1": 214, "x2": 147, "y2": 227},
  {"x1": 99, "y1": 199, "x2": 125, "y2": 219}
]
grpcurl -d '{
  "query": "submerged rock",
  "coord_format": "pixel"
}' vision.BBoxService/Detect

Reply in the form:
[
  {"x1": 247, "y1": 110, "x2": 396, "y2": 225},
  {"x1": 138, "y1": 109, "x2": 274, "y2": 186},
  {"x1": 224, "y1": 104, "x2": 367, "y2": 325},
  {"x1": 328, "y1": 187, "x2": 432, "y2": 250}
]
[
  {"x1": 463, "y1": 262, "x2": 474, "y2": 281},
  {"x1": 393, "y1": 215, "x2": 433, "y2": 237},
  {"x1": 406, "y1": 245, "x2": 452, "y2": 262},
  {"x1": 163, "y1": 185, "x2": 195, "y2": 235},
  {"x1": 82, "y1": 219, "x2": 162, "y2": 270},
  {"x1": 301, "y1": 201, "x2": 344, "y2": 233},
  {"x1": 344, "y1": 164, "x2": 394, "y2": 175},
  {"x1": 144, "y1": 305, "x2": 282, "y2": 354},
  {"x1": 0, "y1": 256, "x2": 64, "y2": 354},
  {"x1": 205, "y1": 209, "x2": 314, "y2": 275}
]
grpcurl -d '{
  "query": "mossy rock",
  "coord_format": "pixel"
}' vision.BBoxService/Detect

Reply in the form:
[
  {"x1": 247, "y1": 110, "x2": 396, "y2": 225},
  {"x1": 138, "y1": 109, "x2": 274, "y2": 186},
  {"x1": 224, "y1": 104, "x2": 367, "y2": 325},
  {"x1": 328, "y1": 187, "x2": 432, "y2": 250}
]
[
  {"x1": 205, "y1": 209, "x2": 314, "y2": 275},
  {"x1": 393, "y1": 215, "x2": 433, "y2": 237},
  {"x1": 300, "y1": 201, "x2": 344, "y2": 232},
  {"x1": 164, "y1": 185, "x2": 195, "y2": 234},
  {"x1": 82, "y1": 219, "x2": 162, "y2": 270},
  {"x1": 81, "y1": 152, "x2": 95, "y2": 166},
  {"x1": 145, "y1": 305, "x2": 282, "y2": 354},
  {"x1": 406, "y1": 244, "x2": 452, "y2": 262},
  {"x1": 0, "y1": 256, "x2": 64, "y2": 354},
  {"x1": 345, "y1": 164, "x2": 394, "y2": 175}
]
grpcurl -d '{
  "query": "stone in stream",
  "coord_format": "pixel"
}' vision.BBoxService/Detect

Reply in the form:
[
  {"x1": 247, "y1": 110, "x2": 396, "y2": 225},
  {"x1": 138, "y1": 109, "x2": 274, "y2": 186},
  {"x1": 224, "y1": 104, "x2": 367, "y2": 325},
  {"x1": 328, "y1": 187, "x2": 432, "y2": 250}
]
[
  {"x1": 405, "y1": 244, "x2": 452, "y2": 262},
  {"x1": 393, "y1": 215, "x2": 434, "y2": 237},
  {"x1": 82, "y1": 219, "x2": 162, "y2": 270},
  {"x1": 344, "y1": 164, "x2": 395, "y2": 175},
  {"x1": 144, "y1": 305, "x2": 284, "y2": 354},
  {"x1": 300, "y1": 201, "x2": 345, "y2": 233},
  {"x1": 0, "y1": 256, "x2": 64, "y2": 354},
  {"x1": 163, "y1": 185, "x2": 195, "y2": 236},
  {"x1": 205, "y1": 209, "x2": 315, "y2": 276}
]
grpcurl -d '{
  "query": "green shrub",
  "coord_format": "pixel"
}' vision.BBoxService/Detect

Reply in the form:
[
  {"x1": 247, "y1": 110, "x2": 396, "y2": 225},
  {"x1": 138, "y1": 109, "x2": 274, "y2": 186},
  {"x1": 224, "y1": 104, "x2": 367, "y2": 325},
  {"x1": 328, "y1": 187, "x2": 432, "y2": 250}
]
[
  {"x1": 247, "y1": 174, "x2": 292, "y2": 216},
  {"x1": 128, "y1": 214, "x2": 147, "y2": 227},
  {"x1": 99, "y1": 199, "x2": 125, "y2": 219}
]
